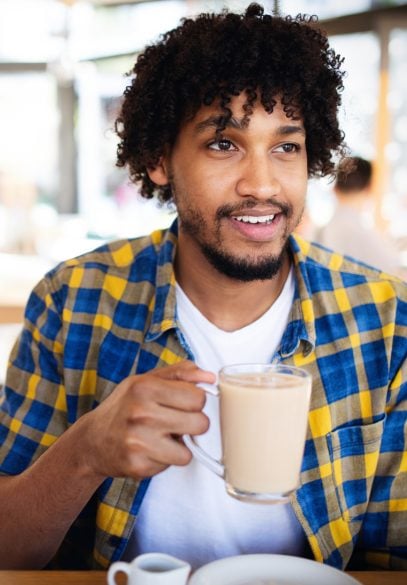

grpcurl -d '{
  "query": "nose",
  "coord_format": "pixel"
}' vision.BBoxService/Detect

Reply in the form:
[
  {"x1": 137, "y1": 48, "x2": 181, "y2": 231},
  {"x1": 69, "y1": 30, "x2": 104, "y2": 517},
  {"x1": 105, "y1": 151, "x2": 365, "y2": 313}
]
[{"x1": 236, "y1": 152, "x2": 281, "y2": 200}]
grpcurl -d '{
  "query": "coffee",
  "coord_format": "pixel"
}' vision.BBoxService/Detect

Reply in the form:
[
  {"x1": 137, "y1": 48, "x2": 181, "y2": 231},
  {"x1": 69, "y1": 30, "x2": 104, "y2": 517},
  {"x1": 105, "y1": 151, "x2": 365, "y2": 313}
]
[
  {"x1": 220, "y1": 371, "x2": 311, "y2": 496},
  {"x1": 184, "y1": 364, "x2": 312, "y2": 504}
]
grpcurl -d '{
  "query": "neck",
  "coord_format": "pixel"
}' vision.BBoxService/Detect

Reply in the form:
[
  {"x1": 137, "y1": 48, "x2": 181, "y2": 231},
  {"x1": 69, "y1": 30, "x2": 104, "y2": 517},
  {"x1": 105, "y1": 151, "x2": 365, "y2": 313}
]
[
  {"x1": 175, "y1": 235, "x2": 292, "y2": 332},
  {"x1": 336, "y1": 190, "x2": 369, "y2": 212}
]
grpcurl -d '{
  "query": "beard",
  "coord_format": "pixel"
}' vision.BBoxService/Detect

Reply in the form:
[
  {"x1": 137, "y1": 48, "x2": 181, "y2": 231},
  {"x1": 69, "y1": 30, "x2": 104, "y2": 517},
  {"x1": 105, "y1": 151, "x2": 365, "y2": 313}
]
[
  {"x1": 174, "y1": 192, "x2": 295, "y2": 282},
  {"x1": 198, "y1": 239, "x2": 288, "y2": 281}
]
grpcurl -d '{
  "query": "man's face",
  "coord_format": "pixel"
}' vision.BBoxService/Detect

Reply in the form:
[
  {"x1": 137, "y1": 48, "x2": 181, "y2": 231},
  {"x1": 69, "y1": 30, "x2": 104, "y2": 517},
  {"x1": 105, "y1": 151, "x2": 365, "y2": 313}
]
[{"x1": 150, "y1": 94, "x2": 308, "y2": 281}]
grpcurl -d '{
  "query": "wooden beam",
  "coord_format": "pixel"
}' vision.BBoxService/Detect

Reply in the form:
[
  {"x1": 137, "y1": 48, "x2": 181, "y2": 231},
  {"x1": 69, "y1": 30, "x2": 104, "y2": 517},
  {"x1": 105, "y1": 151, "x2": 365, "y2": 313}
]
[
  {"x1": 319, "y1": 4, "x2": 407, "y2": 36},
  {"x1": 373, "y1": 21, "x2": 391, "y2": 232},
  {"x1": 0, "y1": 63, "x2": 47, "y2": 72}
]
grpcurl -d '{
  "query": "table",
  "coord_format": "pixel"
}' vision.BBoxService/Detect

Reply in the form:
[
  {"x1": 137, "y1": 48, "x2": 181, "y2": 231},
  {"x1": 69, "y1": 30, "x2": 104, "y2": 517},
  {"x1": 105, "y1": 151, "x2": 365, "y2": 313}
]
[
  {"x1": 0, "y1": 571, "x2": 405, "y2": 584},
  {"x1": 0, "y1": 306, "x2": 24, "y2": 324},
  {"x1": 0, "y1": 252, "x2": 50, "y2": 383},
  {"x1": 0, "y1": 253, "x2": 51, "y2": 314}
]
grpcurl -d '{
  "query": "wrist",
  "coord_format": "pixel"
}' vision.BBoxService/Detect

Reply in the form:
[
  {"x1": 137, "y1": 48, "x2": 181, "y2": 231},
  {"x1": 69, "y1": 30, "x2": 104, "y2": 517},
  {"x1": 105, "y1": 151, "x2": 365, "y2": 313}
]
[{"x1": 57, "y1": 411, "x2": 107, "y2": 487}]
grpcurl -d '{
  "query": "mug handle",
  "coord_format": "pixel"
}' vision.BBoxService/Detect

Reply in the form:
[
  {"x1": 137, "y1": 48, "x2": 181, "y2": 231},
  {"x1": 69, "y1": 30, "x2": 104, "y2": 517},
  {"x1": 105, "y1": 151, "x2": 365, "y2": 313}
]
[
  {"x1": 107, "y1": 561, "x2": 131, "y2": 585},
  {"x1": 183, "y1": 383, "x2": 225, "y2": 478}
]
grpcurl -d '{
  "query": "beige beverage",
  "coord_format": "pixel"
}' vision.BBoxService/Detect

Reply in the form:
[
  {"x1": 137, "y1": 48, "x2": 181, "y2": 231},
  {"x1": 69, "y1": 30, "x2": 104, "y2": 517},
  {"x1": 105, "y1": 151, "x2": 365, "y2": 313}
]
[
  {"x1": 219, "y1": 369, "x2": 312, "y2": 498},
  {"x1": 184, "y1": 364, "x2": 312, "y2": 504}
]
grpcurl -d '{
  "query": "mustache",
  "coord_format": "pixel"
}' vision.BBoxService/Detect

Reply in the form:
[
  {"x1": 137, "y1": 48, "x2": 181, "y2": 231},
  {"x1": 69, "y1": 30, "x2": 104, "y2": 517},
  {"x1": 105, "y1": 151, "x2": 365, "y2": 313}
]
[{"x1": 216, "y1": 198, "x2": 292, "y2": 220}]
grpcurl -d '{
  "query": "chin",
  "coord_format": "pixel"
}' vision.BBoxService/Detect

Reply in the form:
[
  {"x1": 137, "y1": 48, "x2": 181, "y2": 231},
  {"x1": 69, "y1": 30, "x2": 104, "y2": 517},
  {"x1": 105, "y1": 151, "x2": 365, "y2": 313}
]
[{"x1": 202, "y1": 244, "x2": 287, "y2": 282}]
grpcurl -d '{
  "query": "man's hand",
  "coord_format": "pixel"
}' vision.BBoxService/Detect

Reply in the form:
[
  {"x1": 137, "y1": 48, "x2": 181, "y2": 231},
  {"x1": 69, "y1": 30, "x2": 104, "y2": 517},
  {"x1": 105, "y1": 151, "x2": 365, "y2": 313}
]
[
  {"x1": 0, "y1": 360, "x2": 215, "y2": 569},
  {"x1": 80, "y1": 361, "x2": 216, "y2": 481}
]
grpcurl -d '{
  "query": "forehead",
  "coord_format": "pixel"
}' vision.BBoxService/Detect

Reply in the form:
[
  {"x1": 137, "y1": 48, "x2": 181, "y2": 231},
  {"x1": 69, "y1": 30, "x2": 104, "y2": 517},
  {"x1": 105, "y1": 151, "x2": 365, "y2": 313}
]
[{"x1": 182, "y1": 93, "x2": 305, "y2": 137}]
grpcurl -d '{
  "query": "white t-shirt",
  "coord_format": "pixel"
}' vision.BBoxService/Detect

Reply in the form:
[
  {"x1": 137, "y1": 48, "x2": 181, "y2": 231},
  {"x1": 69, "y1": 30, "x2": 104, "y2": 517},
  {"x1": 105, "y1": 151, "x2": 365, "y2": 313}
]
[{"x1": 124, "y1": 267, "x2": 307, "y2": 568}]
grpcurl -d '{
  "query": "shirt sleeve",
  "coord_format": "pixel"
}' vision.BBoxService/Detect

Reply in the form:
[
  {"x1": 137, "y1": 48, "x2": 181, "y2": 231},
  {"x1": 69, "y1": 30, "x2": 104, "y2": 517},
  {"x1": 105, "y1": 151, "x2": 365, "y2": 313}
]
[{"x1": 0, "y1": 274, "x2": 68, "y2": 475}]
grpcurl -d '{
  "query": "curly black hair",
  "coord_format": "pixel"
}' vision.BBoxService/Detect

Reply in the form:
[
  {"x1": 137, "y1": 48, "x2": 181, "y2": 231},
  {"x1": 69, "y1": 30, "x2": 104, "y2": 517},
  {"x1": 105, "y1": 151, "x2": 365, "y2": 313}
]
[{"x1": 116, "y1": 3, "x2": 346, "y2": 203}]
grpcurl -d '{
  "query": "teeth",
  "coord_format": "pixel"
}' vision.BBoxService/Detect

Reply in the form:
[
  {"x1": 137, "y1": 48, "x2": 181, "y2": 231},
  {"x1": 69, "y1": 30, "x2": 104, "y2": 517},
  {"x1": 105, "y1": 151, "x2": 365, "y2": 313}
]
[{"x1": 234, "y1": 214, "x2": 275, "y2": 224}]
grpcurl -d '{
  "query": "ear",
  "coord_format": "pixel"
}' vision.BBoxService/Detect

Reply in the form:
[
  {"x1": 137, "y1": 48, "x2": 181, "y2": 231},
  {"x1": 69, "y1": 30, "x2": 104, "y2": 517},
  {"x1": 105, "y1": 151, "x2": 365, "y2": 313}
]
[{"x1": 147, "y1": 157, "x2": 170, "y2": 186}]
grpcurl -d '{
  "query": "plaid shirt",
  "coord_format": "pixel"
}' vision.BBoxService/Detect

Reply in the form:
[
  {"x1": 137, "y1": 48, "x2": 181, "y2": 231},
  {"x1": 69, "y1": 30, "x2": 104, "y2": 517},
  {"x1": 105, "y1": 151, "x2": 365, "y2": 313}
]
[{"x1": 0, "y1": 220, "x2": 406, "y2": 570}]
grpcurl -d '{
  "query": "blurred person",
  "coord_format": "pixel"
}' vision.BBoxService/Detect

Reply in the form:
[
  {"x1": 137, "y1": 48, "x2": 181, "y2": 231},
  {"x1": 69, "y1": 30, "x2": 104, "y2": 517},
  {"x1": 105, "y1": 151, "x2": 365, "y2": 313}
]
[
  {"x1": 316, "y1": 156, "x2": 401, "y2": 274},
  {"x1": 0, "y1": 3, "x2": 406, "y2": 574}
]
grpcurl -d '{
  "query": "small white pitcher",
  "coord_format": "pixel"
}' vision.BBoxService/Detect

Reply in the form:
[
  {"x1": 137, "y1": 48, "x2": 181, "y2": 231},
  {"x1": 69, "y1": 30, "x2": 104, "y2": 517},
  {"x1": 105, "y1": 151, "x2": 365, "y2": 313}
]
[{"x1": 107, "y1": 552, "x2": 191, "y2": 585}]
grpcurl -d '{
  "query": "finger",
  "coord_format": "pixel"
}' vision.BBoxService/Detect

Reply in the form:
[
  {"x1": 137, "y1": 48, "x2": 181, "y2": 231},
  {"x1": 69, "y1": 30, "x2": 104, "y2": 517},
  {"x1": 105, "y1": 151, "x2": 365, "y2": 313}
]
[
  {"x1": 125, "y1": 454, "x2": 169, "y2": 479},
  {"x1": 155, "y1": 361, "x2": 216, "y2": 385},
  {"x1": 155, "y1": 380, "x2": 208, "y2": 411},
  {"x1": 127, "y1": 376, "x2": 208, "y2": 412},
  {"x1": 127, "y1": 403, "x2": 210, "y2": 436},
  {"x1": 125, "y1": 431, "x2": 194, "y2": 472},
  {"x1": 146, "y1": 435, "x2": 194, "y2": 467},
  {"x1": 161, "y1": 408, "x2": 210, "y2": 436}
]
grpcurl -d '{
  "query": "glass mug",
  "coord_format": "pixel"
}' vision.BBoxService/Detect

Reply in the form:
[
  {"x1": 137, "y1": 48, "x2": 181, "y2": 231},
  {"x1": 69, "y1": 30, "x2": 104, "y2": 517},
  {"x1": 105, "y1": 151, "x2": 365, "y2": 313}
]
[{"x1": 184, "y1": 363, "x2": 312, "y2": 503}]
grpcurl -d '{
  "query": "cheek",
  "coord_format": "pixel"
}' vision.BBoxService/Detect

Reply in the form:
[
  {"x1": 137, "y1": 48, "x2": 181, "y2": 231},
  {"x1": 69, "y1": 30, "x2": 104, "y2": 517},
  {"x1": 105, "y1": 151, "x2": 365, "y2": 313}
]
[
  {"x1": 283, "y1": 171, "x2": 308, "y2": 200},
  {"x1": 181, "y1": 167, "x2": 233, "y2": 207}
]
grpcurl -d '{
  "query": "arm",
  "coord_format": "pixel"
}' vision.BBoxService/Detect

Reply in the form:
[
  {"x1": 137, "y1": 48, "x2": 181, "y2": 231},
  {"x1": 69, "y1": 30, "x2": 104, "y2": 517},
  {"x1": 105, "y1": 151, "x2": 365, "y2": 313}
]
[{"x1": 0, "y1": 359, "x2": 214, "y2": 570}]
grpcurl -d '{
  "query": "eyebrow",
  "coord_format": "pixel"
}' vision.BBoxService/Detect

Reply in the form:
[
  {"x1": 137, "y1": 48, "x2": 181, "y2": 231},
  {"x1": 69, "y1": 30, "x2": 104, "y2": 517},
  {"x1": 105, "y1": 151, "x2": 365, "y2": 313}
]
[
  {"x1": 194, "y1": 115, "x2": 243, "y2": 133},
  {"x1": 194, "y1": 115, "x2": 306, "y2": 137},
  {"x1": 277, "y1": 125, "x2": 306, "y2": 137}
]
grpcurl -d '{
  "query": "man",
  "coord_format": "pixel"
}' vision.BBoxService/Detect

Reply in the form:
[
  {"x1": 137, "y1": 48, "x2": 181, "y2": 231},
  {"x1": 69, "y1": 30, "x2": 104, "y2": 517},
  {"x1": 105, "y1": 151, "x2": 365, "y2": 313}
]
[
  {"x1": 317, "y1": 156, "x2": 401, "y2": 274},
  {"x1": 0, "y1": 3, "x2": 406, "y2": 572}
]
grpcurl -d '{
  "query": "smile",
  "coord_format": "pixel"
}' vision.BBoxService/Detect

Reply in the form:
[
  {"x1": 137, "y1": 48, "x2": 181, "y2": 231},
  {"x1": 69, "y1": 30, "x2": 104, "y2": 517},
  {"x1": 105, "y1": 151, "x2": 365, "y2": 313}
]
[{"x1": 233, "y1": 214, "x2": 275, "y2": 224}]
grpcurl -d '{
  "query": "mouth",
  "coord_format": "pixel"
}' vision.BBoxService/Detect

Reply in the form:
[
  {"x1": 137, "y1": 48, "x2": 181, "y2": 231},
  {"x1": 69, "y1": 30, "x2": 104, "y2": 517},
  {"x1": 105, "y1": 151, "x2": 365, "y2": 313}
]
[
  {"x1": 232, "y1": 214, "x2": 275, "y2": 225},
  {"x1": 227, "y1": 211, "x2": 283, "y2": 242}
]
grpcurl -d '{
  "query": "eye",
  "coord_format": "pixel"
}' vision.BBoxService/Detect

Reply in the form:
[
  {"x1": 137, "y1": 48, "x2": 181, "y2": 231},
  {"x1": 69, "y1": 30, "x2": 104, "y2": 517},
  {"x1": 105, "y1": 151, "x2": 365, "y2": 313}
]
[
  {"x1": 275, "y1": 143, "x2": 300, "y2": 154},
  {"x1": 208, "y1": 138, "x2": 237, "y2": 152}
]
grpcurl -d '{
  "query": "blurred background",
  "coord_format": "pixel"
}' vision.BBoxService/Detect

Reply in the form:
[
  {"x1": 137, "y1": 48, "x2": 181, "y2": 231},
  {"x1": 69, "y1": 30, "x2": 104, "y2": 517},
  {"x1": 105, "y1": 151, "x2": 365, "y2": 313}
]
[{"x1": 0, "y1": 0, "x2": 407, "y2": 379}]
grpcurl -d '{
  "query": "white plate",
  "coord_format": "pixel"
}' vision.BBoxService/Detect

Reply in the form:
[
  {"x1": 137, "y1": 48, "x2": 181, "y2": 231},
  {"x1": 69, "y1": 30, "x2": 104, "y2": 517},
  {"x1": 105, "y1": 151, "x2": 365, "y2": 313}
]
[{"x1": 189, "y1": 554, "x2": 362, "y2": 585}]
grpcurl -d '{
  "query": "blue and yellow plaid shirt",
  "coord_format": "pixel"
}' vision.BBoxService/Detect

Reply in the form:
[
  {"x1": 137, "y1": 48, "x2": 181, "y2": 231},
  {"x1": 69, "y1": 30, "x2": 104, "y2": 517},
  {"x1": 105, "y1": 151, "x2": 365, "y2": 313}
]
[{"x1": 0, "y1": 220, "x2": 406, "y2": 570}]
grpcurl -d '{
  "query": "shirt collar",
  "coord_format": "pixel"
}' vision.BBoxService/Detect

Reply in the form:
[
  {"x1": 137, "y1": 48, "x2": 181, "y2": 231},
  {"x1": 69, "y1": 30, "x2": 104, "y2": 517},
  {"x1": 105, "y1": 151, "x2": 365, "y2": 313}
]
[
  {"x1": 280, "y1": 234, "x2": 316, "y2": 358},
  {"x1": 146, "y1": 220, "x2": 316, "y2": 357},
  {"x1": 145, "y1": 219, "x2": 179, "y2": 342}
]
